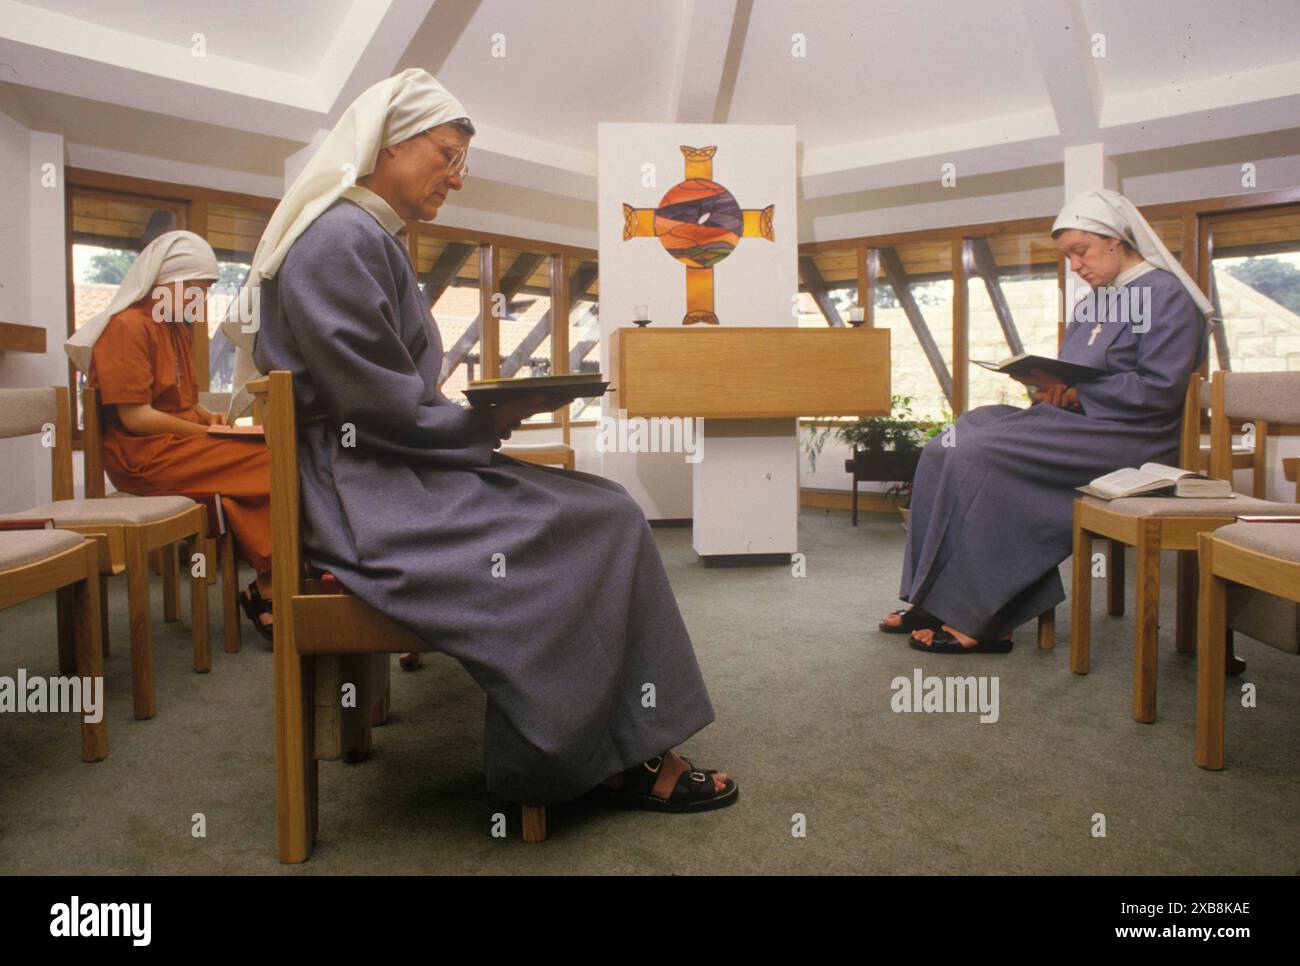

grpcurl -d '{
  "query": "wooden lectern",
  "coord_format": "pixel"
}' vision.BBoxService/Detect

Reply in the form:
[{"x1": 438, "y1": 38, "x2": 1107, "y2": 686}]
[{"x1": 608, "y1": 326, "x2": 891, "y2": 557}]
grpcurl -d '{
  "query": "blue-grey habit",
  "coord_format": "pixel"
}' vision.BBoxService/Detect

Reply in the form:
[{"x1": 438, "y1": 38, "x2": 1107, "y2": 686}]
[
  {"x1": 252, "y1": 198, "x2": 715, "y2": 804},
  {"x1": 900, "y1": 267, "x2": 1207, "y2": 639}
]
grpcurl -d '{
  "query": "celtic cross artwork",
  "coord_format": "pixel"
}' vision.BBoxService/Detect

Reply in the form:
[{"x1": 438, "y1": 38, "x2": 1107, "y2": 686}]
[{"x1": 622, "y1": 145, "x2": 776, "y2": 325}]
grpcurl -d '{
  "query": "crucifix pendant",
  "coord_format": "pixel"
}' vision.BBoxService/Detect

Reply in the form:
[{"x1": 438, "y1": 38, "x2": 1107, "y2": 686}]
[{"x1": 1087, "y1": 323, "x2": 1103, "y2": 346}]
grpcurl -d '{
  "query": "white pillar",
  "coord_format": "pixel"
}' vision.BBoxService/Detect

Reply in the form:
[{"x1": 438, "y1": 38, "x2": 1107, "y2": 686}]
[{"x1": 1062, "y1": 142, "x2": 1117, "y2": 203}]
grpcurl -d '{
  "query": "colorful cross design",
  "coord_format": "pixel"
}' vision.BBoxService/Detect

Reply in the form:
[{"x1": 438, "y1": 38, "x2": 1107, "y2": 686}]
[{"x1": 622, "y1": 145, "x2": 775, "y2": 325}]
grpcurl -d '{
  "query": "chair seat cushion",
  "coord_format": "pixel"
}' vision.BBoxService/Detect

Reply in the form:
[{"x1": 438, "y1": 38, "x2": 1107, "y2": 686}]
[
  {"x1": 1, "y1": 495, "x2": 195, "y2": 526},
  {"x1": 0, "y1": 529, "x2": 86, "y2": 571},
  {"x1": 1215, "y1": 521, "x2": 1300, "y2": 563},
  {"x1": 1082, "y1": 495, "x2": 1300, "y2": 518},
  {"x1": 499, "y1": 443, "x2": 573, "y2": 456}
]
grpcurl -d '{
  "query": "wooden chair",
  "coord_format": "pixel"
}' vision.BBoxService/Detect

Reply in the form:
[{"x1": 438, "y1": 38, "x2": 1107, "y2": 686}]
[
  {"x1": 1196, "y1": 377, "x2": 1267, "y2": 497},
  {"x1": 0, "y1": 528, "x2": 106, "y2": 761},
  {"x1": 1196, "y1": 521, "x2": 1300, "y2": 769},
  {"x1": 499, "y1": 404, "x2": 575, "y2": 470},
  {"x1": 0, "y1": 387, "x2": 210, "y2": 720},
  {"x1": 248, "y1": 371, "x2": 546, "y2": 863},
  {"x1": 83, "y1": 386, "x2": 242, "y2": 655},
  {"x1": 1070, "y1": 371, "x2": 1300, "y2": 721}
]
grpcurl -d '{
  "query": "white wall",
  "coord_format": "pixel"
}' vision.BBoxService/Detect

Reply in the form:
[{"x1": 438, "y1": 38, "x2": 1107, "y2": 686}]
[{"x1": 0, "y1": 96, "x2": 68, "y2": 513}]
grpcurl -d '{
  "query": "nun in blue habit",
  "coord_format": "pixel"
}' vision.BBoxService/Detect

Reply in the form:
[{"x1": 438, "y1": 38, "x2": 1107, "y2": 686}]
[
  {"x1": 880, "y1": 190, "x2": 1214, "y2": 652},
  {"x1": 221, "y1": 70, "x2": 737, "y2": 811}
]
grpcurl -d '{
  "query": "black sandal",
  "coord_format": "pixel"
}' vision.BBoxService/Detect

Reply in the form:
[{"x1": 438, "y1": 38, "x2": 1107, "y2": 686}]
[
  {"x1": 879, "y1": 608, "x2": 942, "y2": 635},
  {"x1": 585, "y1": 754, "x2": 739, "y2": 813},
  {"x1": 909, "y1": 628, "x2": 1012, "y2": 654},
  {"x1": 240, "y1": 580, "x2": 274, "y2": 645}
]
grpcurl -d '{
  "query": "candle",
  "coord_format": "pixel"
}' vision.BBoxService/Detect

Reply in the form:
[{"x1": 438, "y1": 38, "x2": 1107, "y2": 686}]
[
  {"x1": 849, "y1": 307, "x2": 865, "y2": 323},
  {"x1": 634, "y1": 304, "x2": 649, "y2": 322}
]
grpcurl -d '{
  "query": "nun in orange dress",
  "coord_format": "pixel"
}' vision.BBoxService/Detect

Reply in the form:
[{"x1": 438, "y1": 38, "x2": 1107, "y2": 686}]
[{"x1": 65, "y1": 231, "x2": 275, "y2": 641}]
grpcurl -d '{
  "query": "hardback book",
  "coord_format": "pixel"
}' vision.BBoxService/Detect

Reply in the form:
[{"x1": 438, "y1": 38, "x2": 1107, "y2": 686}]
[
  {"x1": 0, "y1": 517, "x2": 55, "y2": 531},
  {"x1": 1078, "y1": 463, "x2": 1233, "y2": 500},
  {"x1": 971, "y1": 354, "x2": 1106, "y2": 384},
  {"x1": 207, "y1": 423, "x2": 265, "y2": 438},
  {"x1": 463, "y1": 372, "x2": 609, "y2": 408}
]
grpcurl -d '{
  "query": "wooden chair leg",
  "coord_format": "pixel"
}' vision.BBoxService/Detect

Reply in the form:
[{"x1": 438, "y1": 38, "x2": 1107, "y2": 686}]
[
  {"x1": 162, "y1": 542, "x2": 180, "y2": 622},
  {"x1": 220, "y1": 531, "x2": 241, "y2": 654},
  {"x1": 1133, "y1": 519, "x2": 1161, "y2": 723},
  {"x1": 277, "y1": 650, "x2": 318, "y2": 863},
  {"x1": 99, "y1": 575, "x2": 111, "y2": 658},
  {"x1": 149, "y1": 546, "x2": 163, "y2": 575},
  {"x1": 191, "y1": 530, "x2": 211, "y2": 674},
  {"x1": 205, "y1": 536, "x2": 218, "y2": 585},
  {"x1": 57, "y1": 584, "x2": 77, "y2": 674},
  {"x1": 1106, "y1": 539, "x2": 1125, "y2": 616},
  {"x1": 370, "y1": 653, "x2": 391, "y2": 727},
  {"x1": 124, "y1": 528, "x2": 156, "y2": 720},
  {"x1": 522, "y1": 805, "x2": 547, "y2": 843},
  {"x1": 1174, "y1": 549, "x2": 1198, "y2": 654},
  {"x1": 74, "y1": 554, "x2": 107, "y2": 762},
  {"x1": 1037, "y1": 608, "x2": 1055, "y2": 649},
  {"x1": 1070, "y1": 504, "x2": 1092, "y2": 674},
  {"x1": 1195, "y1": 533, "x2": 1227, "y2": 769},
  {"x1": 850, "y1": 477, "x2": 859, "y2": 527},
  {"x1": 339, "y1": 654, "x2": 374, "y2": 763}
]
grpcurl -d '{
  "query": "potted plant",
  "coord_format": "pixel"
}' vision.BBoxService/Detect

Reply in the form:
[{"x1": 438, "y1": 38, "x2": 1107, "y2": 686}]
[{"x1": 804, "y1": 396, "x2": 952, "y2": 524}]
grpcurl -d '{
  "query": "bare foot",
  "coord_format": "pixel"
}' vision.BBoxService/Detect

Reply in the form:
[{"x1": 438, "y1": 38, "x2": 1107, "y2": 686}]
[
  {"x1": 911, "y1": 624, "x2": 1010, "y2": 649},
  {"x1": 602, "y1": 751, "x2": 728, "y2": 796}
]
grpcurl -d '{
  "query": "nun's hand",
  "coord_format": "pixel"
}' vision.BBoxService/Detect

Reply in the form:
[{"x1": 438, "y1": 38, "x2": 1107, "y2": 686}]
[{"x1": 1034, "y1": 385, "x2": 1080, "y2": 409}]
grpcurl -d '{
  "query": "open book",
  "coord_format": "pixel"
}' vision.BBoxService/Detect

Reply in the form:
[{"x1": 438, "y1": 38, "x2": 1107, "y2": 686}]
[
  {"x1": 971, "y1": 354, "x2": 1105, "y2": 384},
  {"x1": 207, "y1": 423, "x2": 265, "y2": 439},
  {"x1": 1078, "y1": 463, "x2": 1233, "y2": 500},
  {"x1": 463, "y1": 372, "x2": 609, "y2": 408}
]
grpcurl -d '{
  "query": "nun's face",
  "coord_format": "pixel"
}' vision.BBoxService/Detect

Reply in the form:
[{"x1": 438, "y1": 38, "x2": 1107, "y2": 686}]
[
  {"x1": 1054, "y1": 229, "x2": 1126, "y2": 287},
  {"x1": 384, "y1": 122, "x2": 471, "y2": 221}
]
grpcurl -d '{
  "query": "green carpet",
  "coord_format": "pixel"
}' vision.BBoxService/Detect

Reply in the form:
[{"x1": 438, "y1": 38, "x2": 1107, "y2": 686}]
[{"x1": 1, "y1": 508, "x2": 1296, "y2": 874}]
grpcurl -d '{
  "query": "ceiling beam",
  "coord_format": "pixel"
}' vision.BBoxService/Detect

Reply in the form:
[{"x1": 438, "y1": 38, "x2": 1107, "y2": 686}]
[
  {"x1": 1020, "y1": 0, "x2": 1102, "y2": 139},
  {"x1": 666, "y1": 0, "x2": 741, "y2": 123}
]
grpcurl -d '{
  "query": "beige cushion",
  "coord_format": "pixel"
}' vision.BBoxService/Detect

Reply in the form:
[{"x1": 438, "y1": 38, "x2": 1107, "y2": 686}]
[
  {"x1": 1222, "y1": 371, "x2": 1300, "y2": 425},
  {"x1": 1083, "y1": 495, "x2": 1300, "y2": 518},
  {"x1": 1215, "y1": 521, "x2": 1300, "y2": 564},
  {"x1": 0, "y1": 387, "x2": 56, "y2": 439},
  {"x1": 0, "y1": 529, "x2": 85, "y2": 571},
  {"x1": 1, "y1": 495, "x2": 196, "y2": 526}
]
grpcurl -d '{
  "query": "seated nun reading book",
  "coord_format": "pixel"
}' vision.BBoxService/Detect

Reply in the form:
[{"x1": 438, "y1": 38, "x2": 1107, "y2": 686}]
[{"x1": 1079, "y1": 463, "x2": 1233, "y2": 500}]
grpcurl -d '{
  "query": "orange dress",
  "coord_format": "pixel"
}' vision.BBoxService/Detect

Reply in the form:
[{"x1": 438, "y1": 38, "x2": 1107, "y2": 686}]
[{"x1": 87, "y1": 297, "x2": 272, "y2": 574}]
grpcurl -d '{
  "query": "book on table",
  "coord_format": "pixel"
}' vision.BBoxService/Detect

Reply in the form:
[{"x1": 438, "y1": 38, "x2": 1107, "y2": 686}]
[
  {"x1": 206, "y1": 423, "x2": 265, "y2": 439},
  {"x1": 1077, "y1": 463, "x2": 1233, "y2": 500},
  {"x1": 970, "y1": 354, "x2": 1105, "y2": 384},
  {"x1": 463, "y1": 372, "x2": 609, "y2": 408}
]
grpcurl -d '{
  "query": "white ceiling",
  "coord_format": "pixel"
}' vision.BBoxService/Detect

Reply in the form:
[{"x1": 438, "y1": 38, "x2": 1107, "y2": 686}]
[{"x1": 1, "y1": 0, "x2": 1297, "y2": 237}]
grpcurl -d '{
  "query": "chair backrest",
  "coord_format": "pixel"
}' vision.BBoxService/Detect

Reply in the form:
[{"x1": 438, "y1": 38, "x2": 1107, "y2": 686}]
[
  {"x1": 1210, "y1": 370, "x2": 1300, "y2": 485},
  {"x1": 245, "y1": 373, "x2": 303, "y2": 610},
  {"x1": 1178, "y1": 372, "x2": 1201, "y2": 471},
  {"x1": 81, "y1": 387, "x2": 108, "y2": 499},
  {"x1": 0, "y1": 386, "x2": 74, "y2": 501}
]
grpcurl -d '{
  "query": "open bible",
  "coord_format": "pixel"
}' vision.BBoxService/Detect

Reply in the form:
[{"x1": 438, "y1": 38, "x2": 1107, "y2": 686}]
[
  {"x1": 1078, "y1": 463, "x2": 1233, "y2": 500},
  {"x1": 971, "y1": 353, "x2": 1105, "y2": 384}
]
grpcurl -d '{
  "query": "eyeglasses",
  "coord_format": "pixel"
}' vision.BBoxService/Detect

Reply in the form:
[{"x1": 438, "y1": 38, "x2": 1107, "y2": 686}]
[{"x1": 424, "y1": 131, "x2": 469, "y2": 180}]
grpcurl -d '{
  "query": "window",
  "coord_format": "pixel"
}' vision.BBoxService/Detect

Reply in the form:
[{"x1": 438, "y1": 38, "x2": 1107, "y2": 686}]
[
  {"x1": 1206, "y1": 205, "x2": 1300, "y2": 375},
  {"x1": 964, "y1": 230, "x2": 1060, "y2": 411}
]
